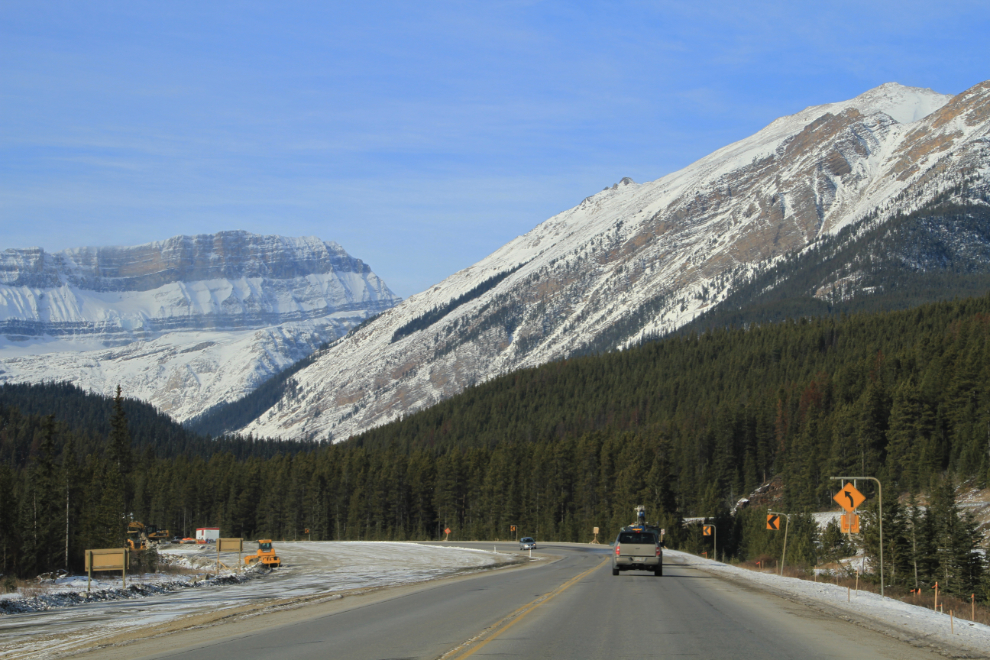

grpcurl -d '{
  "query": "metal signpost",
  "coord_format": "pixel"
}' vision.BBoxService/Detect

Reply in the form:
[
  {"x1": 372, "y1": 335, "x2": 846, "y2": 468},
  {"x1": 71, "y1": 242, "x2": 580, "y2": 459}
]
[
  {"x1": 767, "y1": 511, "x2": 792, "y2": 576},
  {"x1": 703, "y1": 524, "x2": 716, "y2": 562},
  {"x1": 830, "y1": 476, "x2": 883, "y2": 597},
  {"x1": 85, "y1": 548, "x2": 128, "y2": 593}
]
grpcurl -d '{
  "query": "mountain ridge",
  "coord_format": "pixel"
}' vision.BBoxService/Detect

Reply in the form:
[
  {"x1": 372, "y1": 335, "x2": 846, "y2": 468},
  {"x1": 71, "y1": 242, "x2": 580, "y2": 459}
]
[
  {"x1": 0, "y1": 231, "x2": 401, "y2": 422},
  {"x1": 233, "y1": 80, "x2": 990, "y2": 442}
]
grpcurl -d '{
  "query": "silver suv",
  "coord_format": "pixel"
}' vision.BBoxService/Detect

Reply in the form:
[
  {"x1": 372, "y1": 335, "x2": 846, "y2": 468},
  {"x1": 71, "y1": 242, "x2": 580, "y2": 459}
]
[
  {"x1": 612, "y1": 530, "x2": 662, "y2": 576},
  {"x1": 519, "y1": 537, "x2": 537, "y2": 550}
]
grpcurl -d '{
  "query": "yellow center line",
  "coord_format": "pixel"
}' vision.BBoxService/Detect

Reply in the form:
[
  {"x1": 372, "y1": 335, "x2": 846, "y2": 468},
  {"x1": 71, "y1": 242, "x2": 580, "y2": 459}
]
[{"x1": 446, "y1": 558, "x2": 609, "y2": 659}]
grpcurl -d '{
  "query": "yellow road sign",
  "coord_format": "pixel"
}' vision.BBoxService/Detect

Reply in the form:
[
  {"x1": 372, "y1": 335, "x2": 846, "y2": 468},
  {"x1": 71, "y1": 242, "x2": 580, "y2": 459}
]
[
  {"x1": 703, "y1": 525, "x2": 713, "y2": 536},
  {"x1": 834, "y1": 483, "x2": 866, "y2": 512},
  {"x1": 766, "y1": 514, "x2": 780, "y2": 531},
  {"x1": 840, "y1": 512, "x2": 860, "y2": 534}
]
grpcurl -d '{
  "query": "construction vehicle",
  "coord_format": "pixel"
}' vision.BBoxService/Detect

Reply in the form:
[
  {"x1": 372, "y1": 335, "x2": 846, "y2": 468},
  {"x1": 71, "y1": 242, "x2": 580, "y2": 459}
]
[
  {"x1": 244, "y1": 539, "x2": 281, "y2": 568},
  {"x1": 148, "y1": 528, "x2": 170, "y2": 543},
  {"x1": 126, "y1": 522, "x2": 148, "y2": 551},
  {"x1": 126, "y1": 521, "x2": 170, "y2": 550}
]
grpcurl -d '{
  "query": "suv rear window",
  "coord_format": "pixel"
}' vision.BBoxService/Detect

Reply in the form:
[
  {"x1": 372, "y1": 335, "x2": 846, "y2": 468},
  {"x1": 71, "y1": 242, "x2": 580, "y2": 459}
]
[{"x1": 618, "y1": 532, "x2": 656, "y2": 544}]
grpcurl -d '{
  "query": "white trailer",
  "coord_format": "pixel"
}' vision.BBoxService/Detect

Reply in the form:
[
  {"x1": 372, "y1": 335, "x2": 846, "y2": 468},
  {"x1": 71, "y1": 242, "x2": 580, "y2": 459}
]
[{"x1": 196, "y1": 527, "x2": 220, "y2": 544}]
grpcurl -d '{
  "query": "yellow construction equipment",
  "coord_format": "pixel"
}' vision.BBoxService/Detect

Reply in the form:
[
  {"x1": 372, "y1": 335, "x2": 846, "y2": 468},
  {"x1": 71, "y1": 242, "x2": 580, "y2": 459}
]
[
  {"x1": 244, "y1": 539, "x2": 281, "y2": 568},
  {"x1": 147, "y1": 528, "x2": 170, "y2": 543},
  {"x1": 126, "y1": 522, "x2": 148, "y2": 551}
]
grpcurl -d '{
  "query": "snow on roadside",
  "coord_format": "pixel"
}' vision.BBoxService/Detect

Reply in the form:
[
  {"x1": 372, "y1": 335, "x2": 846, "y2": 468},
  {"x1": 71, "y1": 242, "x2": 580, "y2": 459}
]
[
  {"x1": 0, "y1": 542, "x2": 518, "y2": 660},
  {"x1": 667, "y1": 549, "x2": 990, "y2": 653}
]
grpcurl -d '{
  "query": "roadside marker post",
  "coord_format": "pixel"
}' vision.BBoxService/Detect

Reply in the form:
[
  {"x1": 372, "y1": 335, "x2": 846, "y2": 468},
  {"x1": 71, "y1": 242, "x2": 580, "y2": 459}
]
[
  {"x1": 444, "y1": 527, "x2": 451, "y2": 542},
  {"x1": 767, "y1": 511, "x2": 792, "y2": 576},
  {"x1": 703, "y1": 524, "x2": 717, "y2": 563}
]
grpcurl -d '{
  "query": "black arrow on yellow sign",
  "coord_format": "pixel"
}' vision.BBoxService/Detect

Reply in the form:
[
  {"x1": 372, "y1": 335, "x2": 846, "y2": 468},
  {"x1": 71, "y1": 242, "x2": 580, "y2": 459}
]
[{"x1": 766, "y1": 514, "x2": 780, "y2": 531}]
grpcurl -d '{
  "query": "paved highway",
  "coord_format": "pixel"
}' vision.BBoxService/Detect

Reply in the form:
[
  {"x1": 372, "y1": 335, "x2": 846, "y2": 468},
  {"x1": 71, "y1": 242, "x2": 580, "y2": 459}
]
[{"x1": 85, "y1": 542, "x2": 948, "y2": 659}]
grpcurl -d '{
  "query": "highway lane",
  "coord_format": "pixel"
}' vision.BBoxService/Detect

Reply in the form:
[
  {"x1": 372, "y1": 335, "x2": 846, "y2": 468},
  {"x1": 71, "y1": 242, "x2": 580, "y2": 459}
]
[{"x1": 103, "y1": 543, "x2": 946, "y2": 660}]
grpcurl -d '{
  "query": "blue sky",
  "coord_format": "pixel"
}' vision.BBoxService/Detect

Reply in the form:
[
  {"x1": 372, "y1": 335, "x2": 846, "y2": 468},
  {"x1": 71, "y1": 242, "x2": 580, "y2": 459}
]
[{"x1": 2, "y1": 2, "x2": 988, "y2": 297}]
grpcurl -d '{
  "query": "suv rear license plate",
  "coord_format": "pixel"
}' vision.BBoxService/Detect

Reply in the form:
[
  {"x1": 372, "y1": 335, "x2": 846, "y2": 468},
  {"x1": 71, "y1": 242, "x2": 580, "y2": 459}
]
[{"x1": 634, "y1": 557, "x2": 644, "y2": 561}]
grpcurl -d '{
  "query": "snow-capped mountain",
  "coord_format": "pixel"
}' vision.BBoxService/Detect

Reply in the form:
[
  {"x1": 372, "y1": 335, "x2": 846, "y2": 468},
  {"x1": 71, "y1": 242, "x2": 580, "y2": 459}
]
[
  {"x1": 0, "y1": 231, "x2": 400, "y2": 421},
  {"x1": 234, "y1": 80, "x2": 990, "y2": 443}
]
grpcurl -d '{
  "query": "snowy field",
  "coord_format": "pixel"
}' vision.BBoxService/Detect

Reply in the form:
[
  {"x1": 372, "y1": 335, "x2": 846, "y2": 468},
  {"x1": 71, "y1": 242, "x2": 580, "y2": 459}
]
[
  {"x1": 0, "y1": 542, "x2": 515, "y2": 659},
  {"x1": 668, "y1": 549, "x2": 990, "y2": 655}
]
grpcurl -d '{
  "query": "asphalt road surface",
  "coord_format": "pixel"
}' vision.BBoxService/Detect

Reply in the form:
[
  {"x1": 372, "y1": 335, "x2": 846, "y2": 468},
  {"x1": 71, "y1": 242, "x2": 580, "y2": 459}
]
[{"x1": 114, "y1": 543, "x2": 947, "y2": 659}]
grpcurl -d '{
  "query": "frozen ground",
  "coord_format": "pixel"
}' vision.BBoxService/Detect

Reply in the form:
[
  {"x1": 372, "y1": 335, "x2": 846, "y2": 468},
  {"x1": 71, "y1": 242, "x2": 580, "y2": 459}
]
[
  {"x1": 0, "y1": 541, "x2": 516, "y2": 659},
  {"x1": 668, "y1": 549, "x2": 990, "y2": 654}
]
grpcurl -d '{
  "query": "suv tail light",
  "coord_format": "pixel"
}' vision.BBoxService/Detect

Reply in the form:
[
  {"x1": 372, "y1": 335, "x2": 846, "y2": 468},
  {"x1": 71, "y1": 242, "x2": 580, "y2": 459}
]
[
  {"x1": 615, "y1": 545, "x2": 621, "y2": 556},
  {"x1": 656, "y1": 547, "x2": 662, "y2": 556}
]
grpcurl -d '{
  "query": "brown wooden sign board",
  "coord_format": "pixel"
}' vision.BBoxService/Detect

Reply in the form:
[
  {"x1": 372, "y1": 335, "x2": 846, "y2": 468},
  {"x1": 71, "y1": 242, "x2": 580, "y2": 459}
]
[
  {"x1": 85, "y1": 548, "x2": 126, "y2": 571},
  {"x1": 218, "y1": 538, "x2": 243, "y2": 553},
  {"x1": 85, "y1": 548, "x2": 127, "y2": 592}
]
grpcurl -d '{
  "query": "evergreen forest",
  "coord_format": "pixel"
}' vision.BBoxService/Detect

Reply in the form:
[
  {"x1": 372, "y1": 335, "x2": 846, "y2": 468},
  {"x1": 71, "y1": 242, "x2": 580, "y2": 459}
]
[{"x1": 2, "y1": 292, "x2": 990, "y2": 600}]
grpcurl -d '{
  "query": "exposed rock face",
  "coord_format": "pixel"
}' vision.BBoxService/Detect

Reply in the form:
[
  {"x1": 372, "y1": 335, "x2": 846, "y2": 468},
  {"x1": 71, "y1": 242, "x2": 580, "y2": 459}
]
[
  {"x1": 0, "y1": 231, "x2": 397, "y2": 340},
  {"x1": 0, "y1": 231, "x2": 401, "y2": 421},
  {"x1": 235, "y1": 81, "x2": 990, "y2": 443}
]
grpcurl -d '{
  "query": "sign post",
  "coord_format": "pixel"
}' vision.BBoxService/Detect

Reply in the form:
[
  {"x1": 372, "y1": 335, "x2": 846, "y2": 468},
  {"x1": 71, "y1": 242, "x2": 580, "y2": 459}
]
[
  {"x1": 830, "y1": 476, "x2": 883, "y2": 597},
  {"x1": 767, "y1": 511, "x2": 792, "y2": 576},
  {"x1": 510, "y1": 525, "x2": 517, "y2": 542},
  {"x1": 216, "y1": 538, "x2": 244, "y2": 575},
  {"x1": 592, "y1": 526, "x2": 599, "y2": 544},
  {"x1": 444, "y1": 527, "x2": 451, "y2": 541},
  {"x1": 703, "y1": 524, "x2": 717, "y2": 562}
]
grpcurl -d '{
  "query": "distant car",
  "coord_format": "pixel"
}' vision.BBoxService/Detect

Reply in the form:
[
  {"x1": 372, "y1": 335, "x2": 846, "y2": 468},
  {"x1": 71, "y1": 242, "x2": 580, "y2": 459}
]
[{"x1": 519, "y1": 537, "x2": 537, "y2": 550}]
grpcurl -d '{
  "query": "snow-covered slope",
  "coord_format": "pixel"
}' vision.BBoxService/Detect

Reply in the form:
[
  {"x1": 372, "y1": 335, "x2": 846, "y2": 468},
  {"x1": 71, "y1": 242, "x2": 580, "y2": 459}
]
[
  {"x1": 0, "y1": 231, "x2": 400, "y2": 421},
  {"x1": 237, "y1": 80, "x2": 990, "y2": 442}
]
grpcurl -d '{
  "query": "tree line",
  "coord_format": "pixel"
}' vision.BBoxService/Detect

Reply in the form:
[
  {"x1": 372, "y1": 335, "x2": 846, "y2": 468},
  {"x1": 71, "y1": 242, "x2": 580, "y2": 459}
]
[{"x1": 2, "y1": 293, "x2": 989, "y2": 601}]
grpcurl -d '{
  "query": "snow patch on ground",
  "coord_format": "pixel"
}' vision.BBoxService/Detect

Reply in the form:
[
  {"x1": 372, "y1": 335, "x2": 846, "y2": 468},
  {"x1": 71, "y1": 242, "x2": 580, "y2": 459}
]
[
  {"x1": 0, "y1": 541, "x2": 516, "y2": 659},
  {"x1": 667, "y1": 549, "x2": 990, "y2": 654}
]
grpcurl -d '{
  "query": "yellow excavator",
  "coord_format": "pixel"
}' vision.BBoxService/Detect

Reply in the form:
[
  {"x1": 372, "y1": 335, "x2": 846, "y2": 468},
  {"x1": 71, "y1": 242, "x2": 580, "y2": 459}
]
[
  {"x1": 244, "y1": 539, "x2": 281, "y2": 568},
  {"x1": 126, "y1": 522, "x2": 171, "y2": 550},
  {"x1": 126, "y1": 521, "x2": 148, "y2": 551}
]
